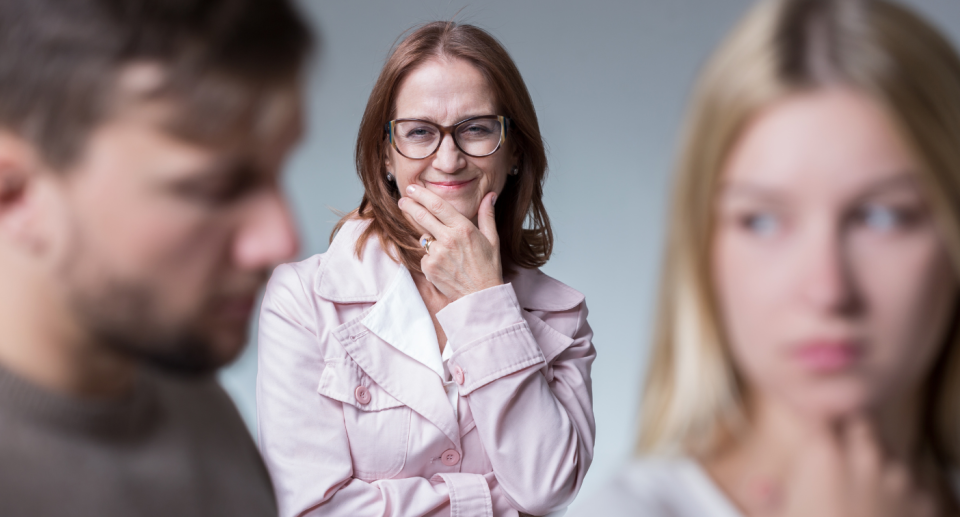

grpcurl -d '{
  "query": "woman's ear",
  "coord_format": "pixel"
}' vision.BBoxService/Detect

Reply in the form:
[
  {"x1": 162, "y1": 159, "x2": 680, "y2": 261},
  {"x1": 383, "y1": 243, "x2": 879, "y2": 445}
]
[
  {"x1": 383, "y1": 141, "x2": 395, "y2": 178},
  {"x1": 510, "y1": 141, "x2": 522, "y2": 168}
]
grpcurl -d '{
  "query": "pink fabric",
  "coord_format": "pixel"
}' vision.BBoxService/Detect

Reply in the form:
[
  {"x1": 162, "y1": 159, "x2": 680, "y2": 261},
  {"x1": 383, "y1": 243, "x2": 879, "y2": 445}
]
[{"x1": 257, "y1": 219, "x2": 596, "y2": 516}]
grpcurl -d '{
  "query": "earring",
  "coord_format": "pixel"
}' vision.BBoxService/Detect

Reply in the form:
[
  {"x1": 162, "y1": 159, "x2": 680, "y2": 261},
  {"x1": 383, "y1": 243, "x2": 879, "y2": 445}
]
[
  {"x1": 509, "y1": 166, "x2": 519, "y2": 176},
  {"x1": 386, "y1": 172, "x2": 395, "y2": 183}
]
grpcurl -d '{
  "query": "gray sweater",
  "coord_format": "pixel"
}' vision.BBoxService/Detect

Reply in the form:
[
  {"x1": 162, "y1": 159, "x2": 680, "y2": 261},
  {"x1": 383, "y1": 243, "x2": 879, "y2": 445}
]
[{"x1": 0, "y1": 365, "x2": 276, "y2": 516}]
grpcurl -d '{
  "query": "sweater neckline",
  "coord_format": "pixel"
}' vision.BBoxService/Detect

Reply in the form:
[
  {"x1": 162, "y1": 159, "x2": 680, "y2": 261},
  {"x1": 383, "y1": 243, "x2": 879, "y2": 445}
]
[{"x1": 0, "y1": 363, "x2": 158, "y2": 439}]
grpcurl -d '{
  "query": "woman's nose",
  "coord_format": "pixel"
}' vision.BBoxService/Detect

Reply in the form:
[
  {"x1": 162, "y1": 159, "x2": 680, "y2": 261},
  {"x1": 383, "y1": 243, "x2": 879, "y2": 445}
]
[
  {"x1": 431, "y1": 133, "x2": 466, "y2": 174},
  {"x1": 797, "y1": 226, "x2": 860, "y2": 315}
]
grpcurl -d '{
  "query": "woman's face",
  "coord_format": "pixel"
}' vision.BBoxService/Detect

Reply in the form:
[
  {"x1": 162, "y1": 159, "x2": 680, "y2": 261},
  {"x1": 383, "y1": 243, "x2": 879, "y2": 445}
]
[
  {"x1": 713, "y1": 88, "x2": 957, "y2": 420},
  {"x1": 385, "y1": 58, "x2": 515, "y2": 226}
]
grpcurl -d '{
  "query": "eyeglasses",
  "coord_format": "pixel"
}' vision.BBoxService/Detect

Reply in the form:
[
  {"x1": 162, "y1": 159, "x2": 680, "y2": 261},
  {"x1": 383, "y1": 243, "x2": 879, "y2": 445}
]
[{"x1": 385, "y1": 115, "x2": 510, "y2": 160}]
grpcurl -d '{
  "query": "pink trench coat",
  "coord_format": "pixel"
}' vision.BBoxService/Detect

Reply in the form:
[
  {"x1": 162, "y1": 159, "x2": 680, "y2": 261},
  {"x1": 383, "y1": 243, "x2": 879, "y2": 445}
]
[{"x1": 257, "y1": 219, "x2": 596, "y2": 516}]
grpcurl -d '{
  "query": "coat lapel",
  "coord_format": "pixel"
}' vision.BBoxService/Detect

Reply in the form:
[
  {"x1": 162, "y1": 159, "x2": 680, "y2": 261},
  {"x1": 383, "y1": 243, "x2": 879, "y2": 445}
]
[
  {"x1": 314, "y1": 219, "x2": 399, "y2": 304},
  {"x1": 322, "y1": 219, "x2": 461, "y2": 448},
  {"x1": 332, "y1": 319, "x2": 462, "y2": 448}
]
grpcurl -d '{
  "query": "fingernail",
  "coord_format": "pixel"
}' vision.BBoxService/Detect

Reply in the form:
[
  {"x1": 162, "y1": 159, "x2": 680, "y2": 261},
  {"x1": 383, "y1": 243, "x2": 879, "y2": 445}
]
[
  {"x1": 492, "y1": 193, "x2": 498, "y2": 206},
  {"x1": 398, "y1": 197, "x2": 405, "y2": 207},
  {"x1": 406, "y1": 185, "x2": 416, "y2": 194}
]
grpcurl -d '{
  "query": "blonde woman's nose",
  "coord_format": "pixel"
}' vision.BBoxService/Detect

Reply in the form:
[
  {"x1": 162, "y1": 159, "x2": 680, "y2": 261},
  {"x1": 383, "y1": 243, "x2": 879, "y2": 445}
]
[{"x1": 796, "y1": 229, "x2": 859, "y2": 315}]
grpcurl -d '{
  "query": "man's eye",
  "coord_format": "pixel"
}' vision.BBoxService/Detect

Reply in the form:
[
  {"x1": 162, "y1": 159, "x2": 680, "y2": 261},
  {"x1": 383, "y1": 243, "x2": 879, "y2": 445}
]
[
  {"x1": 174, "y1": 176, "x2": 254, "y2": 205},
  {"x1": 177, "y1": 183, "x2": 238, "y2": 204},
  {"x1": 173, "y1": 165, "x2": 263, "y2": 206}
]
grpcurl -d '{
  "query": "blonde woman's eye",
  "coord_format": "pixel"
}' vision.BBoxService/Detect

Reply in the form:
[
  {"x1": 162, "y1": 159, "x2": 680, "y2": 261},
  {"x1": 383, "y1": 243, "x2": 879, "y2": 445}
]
[
  {"x1": 740, "y1": 213, "x2": 781, "y2": 237},
  {"x1": 857, "y1": 204, "x2": 914, "y2": 232}
]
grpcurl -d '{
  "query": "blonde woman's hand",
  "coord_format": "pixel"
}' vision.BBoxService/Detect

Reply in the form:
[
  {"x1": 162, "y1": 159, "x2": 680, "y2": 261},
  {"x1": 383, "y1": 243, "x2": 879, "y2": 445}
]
[
  {"x1": 398, "y1": 185, "x2": 503, "y2": 301},
  {"x1": 760, "y1": 416, "x2": 938, "y2": 517}
]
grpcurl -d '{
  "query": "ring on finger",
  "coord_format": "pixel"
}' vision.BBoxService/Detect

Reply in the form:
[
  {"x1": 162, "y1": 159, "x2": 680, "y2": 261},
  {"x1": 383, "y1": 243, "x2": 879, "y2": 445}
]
[{"x1": 420, "y1": 236, "x2": 434, "y2": 254}]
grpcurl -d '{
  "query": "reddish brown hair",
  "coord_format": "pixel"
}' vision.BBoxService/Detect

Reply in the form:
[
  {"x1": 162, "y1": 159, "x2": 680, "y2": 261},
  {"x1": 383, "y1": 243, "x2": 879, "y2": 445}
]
[{"x1": 333, "y1": 21, "x2": 552, "y2": 273}]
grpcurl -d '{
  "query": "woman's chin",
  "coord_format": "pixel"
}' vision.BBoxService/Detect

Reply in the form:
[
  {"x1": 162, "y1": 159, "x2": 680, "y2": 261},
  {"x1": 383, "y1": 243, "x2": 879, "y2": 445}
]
[
  {"x1": 786, "y1": 385, "x2": 877, "y2": 422},
  {"x1": 445, "y1": 200, "x2": 480, "y2": 222},
  {"x1": 422, "y1": 188, "x2": 478, "y2": 218}
]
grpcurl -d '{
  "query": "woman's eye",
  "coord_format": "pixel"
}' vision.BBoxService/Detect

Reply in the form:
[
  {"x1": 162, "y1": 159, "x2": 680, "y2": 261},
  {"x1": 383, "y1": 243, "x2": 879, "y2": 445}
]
[
  {"x1": 459, "y1": 124, "x2": 494, "y2": 139},
  {"x1": 405, "y1": 127, "x2": 436, "y2": 139},
  {"x1": 464, "y1": 124, "x2": 491, "y2": 134},
  {"x1": 855, "y1": 204, "x2": 917, "y2": 232},
  {"x1": 739, "y1": 212, "x2": 781, "y2": 237}
]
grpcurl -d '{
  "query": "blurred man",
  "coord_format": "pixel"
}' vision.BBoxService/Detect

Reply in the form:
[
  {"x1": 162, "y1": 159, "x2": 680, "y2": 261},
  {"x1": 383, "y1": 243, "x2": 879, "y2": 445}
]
[{"x1": 0, "y1": 0, "x2": 312, "y2": 515}]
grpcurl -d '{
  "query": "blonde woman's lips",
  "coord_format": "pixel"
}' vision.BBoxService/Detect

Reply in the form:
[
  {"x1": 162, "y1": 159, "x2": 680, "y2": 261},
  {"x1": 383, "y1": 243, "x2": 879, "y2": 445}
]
[{"x1": 792, "y1": 339, "x2": 863, "y2": 373}]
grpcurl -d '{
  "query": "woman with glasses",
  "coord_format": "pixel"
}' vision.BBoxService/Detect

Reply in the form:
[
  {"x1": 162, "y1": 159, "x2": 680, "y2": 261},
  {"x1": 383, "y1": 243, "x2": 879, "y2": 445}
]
[
  {"x1": 572, "y1": 0, "x2": 960, "y2": 516},
  {"x1": 257, "y1": 21, "x2": 596, "y2": 517}
]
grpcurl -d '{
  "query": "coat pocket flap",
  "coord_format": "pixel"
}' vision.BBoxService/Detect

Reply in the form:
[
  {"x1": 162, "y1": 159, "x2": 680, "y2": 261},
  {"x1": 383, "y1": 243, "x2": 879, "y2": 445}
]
[{"x1": 316, "y1": 359, "x2": 405, "y2": 411}]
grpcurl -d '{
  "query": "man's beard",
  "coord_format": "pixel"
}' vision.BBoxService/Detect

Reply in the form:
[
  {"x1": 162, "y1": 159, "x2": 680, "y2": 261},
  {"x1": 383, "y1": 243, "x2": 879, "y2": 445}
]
[
  {"x1": 56, "y1": 220, "x2": 262, "y2": 377},
  {"x1": 71, "y1": 279, "x2": 228, "y2": 376}
]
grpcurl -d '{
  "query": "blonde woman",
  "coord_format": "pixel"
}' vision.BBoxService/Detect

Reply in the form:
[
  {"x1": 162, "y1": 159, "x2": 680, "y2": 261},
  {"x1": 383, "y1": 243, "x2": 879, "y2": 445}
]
[{"x1": 575, "y1": 0, "x2": 960, "y2": 516}]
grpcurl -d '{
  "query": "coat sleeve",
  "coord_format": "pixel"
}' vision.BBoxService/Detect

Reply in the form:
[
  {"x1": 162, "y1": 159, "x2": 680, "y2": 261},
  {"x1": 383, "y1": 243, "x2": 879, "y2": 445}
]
[
  {"x1": 256, "y1": 264, "x2": 512, "y2": 517},
  {"x1": 436, "y1": 284, "x2": 597, "y2": 516}
]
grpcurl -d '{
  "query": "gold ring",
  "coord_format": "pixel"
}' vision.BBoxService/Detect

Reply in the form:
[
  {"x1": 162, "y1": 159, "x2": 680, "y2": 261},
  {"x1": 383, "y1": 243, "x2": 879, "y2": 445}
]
[{"x1": 420, "y1": 237, "x2": 433, "y2": 254}]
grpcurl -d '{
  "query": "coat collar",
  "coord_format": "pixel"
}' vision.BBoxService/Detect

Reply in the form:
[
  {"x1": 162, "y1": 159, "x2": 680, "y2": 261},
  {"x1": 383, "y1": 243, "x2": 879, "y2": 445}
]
[
  {"x1": 314, "y1": 218, "x2": 585, "y2": 312},
  {"x1": 314, "y1": 219, "x2": 399, "y2": 303},
  {"x1": 361, "y1": 266, "x2": 444, "y2": 379}
]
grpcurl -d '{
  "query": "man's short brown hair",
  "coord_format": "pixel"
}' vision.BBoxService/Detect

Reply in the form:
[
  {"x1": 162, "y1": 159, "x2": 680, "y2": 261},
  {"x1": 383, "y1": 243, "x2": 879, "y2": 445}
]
[{"x1": 0, "y1": 0, "x2": 313, "y2": 167}]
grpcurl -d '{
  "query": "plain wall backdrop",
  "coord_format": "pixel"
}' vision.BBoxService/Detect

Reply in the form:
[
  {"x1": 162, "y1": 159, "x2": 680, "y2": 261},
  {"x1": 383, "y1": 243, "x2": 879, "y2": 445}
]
[{"x1": 218, "y1": 0, "x2": 960, "y2": 512}]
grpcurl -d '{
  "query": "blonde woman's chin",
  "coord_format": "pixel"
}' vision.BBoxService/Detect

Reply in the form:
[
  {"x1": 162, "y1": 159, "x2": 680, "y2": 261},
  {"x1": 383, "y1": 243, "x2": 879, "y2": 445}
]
[{"x1": 781, "y1": 385, "x2": 888, "y2": 426}]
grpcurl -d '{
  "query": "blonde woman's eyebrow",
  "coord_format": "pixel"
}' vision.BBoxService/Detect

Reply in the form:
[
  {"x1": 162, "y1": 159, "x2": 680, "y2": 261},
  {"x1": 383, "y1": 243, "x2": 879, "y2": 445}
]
[
  {"x1": 853, "y1": 173, "x2": 921, "y2": 200},
  {"x1": 717, "y1": 182, "x2": 790, "y2": 203}
]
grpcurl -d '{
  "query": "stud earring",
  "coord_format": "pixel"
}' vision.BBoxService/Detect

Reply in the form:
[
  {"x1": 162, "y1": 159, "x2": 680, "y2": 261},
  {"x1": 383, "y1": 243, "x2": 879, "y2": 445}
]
[
  {"x1": 386, "y1": 172, "x2": 395, "y2": 183},
  {"x1": 509, "y1": 166, "x2": 519, "y2": 176}
]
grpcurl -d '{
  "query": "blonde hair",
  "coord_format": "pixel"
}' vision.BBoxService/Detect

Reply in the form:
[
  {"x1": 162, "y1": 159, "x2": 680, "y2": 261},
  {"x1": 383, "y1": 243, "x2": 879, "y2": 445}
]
[{"x1": 637, "y1": 0, "x2": 960, "y2": 462}]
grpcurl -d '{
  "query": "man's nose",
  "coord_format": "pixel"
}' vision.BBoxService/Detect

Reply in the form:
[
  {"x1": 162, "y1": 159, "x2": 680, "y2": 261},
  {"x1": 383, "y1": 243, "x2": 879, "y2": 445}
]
[{"x1": 233, "y1": 189, "x2": 299, "y2": 271}]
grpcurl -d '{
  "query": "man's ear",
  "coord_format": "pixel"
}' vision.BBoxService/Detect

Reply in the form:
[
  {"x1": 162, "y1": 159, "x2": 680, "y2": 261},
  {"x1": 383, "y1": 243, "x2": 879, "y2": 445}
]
[{"x1": 0, "y1": 131, "x2": 49, "y2": 253}]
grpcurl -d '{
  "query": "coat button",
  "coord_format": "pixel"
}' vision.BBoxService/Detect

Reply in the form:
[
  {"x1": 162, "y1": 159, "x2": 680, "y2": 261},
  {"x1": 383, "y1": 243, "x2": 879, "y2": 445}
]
[
  {"x1": 453, "y1": 365, "x2": 465, "y2": 385},
  {"x1": 355, "y1": 385, "x2": 371, "y2": 405},
  {"x1": 440, "y1": 449, "x2": 461, "y2": 466}
]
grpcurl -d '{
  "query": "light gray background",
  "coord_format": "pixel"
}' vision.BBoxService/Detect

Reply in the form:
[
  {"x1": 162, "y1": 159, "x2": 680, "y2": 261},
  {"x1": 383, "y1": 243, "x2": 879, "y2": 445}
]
[{"x1": 218, "y1": 1, "x2": 960, "y2": 512}]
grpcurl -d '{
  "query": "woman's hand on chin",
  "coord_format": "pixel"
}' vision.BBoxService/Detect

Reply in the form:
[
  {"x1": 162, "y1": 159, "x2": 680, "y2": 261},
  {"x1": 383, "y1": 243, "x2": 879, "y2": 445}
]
[{"x1": 399, "y1": 185, "x2": 503, "y2": 301}]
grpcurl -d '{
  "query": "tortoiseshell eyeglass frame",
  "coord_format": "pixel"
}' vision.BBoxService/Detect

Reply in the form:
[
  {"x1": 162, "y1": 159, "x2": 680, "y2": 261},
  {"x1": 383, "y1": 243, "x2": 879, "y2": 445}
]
[{"x1": 384, "y1": 115, "x2": 510, "y2": 159}]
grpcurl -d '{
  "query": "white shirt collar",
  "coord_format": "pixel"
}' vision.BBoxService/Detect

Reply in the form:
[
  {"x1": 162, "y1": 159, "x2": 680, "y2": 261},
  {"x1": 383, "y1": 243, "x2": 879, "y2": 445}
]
[{"x1": 361, "y1": 267, "x2": 446, "y2": 378}]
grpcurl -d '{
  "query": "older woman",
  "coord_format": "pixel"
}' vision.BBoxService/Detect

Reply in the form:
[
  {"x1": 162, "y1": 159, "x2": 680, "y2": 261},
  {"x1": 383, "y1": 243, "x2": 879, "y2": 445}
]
[
  {"x1": 574, "y1": 0, "x2": 960, "y2": 516},
  {"x1": 257, "y1": 22, "x2": 596, "y2": 517}
]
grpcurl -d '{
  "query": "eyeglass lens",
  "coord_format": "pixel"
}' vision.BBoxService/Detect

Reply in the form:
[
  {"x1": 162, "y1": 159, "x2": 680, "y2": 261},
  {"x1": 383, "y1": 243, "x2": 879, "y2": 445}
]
[{"x1": 393, "y1": 118, "x2": 502, "y2": 159}]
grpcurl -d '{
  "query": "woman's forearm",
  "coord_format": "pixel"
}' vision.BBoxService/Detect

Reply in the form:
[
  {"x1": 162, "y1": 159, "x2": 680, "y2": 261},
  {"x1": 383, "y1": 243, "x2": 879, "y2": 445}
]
[{"x1": 437, "y1": 284, "x2": 597, "y2": 515}]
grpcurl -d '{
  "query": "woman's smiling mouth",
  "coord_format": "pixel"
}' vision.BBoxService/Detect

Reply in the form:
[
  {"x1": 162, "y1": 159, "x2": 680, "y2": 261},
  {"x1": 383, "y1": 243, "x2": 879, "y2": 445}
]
[{"x1": 423, "y1": 177, "x2": 477, "y2": 190}]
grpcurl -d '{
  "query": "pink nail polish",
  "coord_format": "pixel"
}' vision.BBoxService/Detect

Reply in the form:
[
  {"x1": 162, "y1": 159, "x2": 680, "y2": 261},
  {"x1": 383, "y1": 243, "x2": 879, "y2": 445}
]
[
  {"x1": 492, "y1": 194, "x2": 498, "y2": 206},
  {"x1": 406, "y1": 185, "x2": 416, "y2": 194}
]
